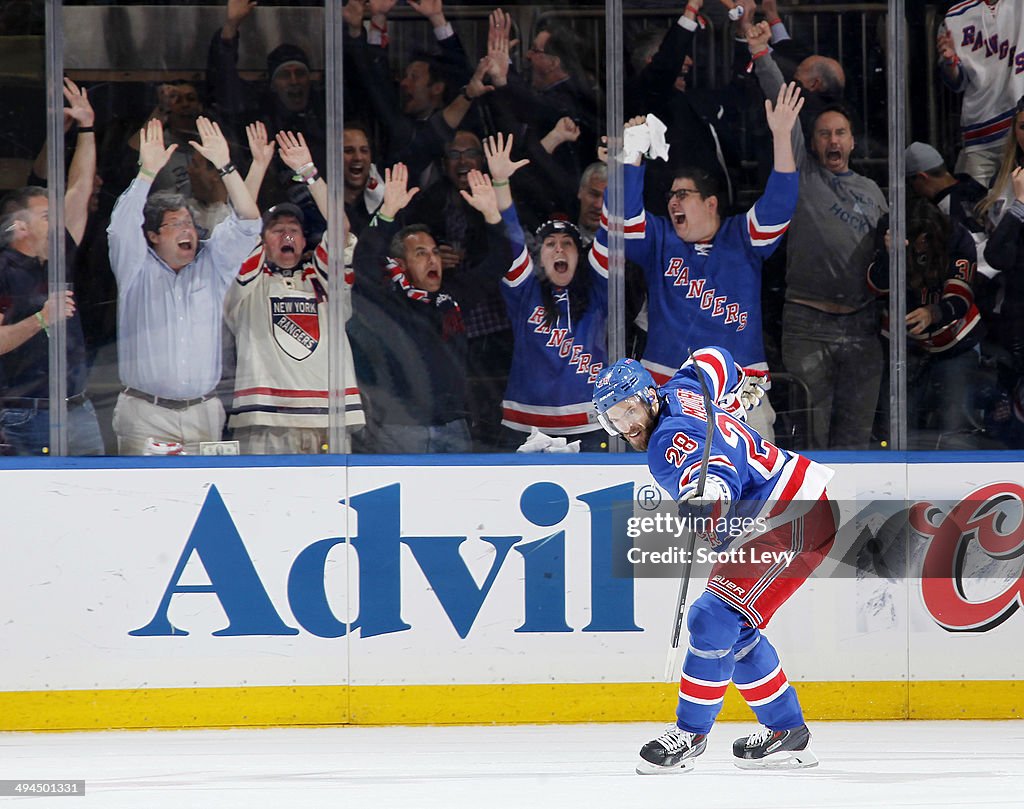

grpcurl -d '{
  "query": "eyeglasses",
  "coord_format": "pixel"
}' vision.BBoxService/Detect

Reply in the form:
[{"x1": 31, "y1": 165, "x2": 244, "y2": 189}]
[
  {"x1": 445, "y1": 148, "x2": 484, "y2": 161},
  {"x1": 159, "y1": 218, "x2": 196, "y2": 232},
  {"x1": 528, "y1": 46, "x2": 548, "y2": 55},
  {"x1": 664, "y1": 188, "x2": 701, "y2": 203}
]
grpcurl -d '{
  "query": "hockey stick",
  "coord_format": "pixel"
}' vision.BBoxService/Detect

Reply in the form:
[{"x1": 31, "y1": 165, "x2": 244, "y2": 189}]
[{"x1": 663, "y1": 351, "x2": 716, "y2": 683}]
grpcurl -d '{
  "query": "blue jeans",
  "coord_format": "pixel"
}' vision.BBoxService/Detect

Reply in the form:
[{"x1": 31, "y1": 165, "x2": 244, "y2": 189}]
[
  {"x1": 371, "y1": 419, "x2": 472, "y2": 453},
  {"x1": 0, "y1": 399, "x2": 105, "y2": 456}
]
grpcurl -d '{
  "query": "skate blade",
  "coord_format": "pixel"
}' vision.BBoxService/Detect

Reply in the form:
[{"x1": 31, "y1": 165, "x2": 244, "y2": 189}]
[
  {"x1": 733, "y1": 748, "x2": 819, "y2": 771},
  {"x1": 635, "y1": 757, "x2": 698, "y2": 776}
]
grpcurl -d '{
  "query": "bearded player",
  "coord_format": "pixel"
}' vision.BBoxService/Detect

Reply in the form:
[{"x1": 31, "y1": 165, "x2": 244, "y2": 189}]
[{"x1": 593, "y1": 347, "x2": 837, "y2": 774}]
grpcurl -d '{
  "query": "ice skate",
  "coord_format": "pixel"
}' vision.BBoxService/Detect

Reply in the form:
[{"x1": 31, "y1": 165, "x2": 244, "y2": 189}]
[
  {"x1": 732, "y1": 724, "x2": 819, "y2": 770},
  {"x1": 636, "y1": 724, "x2": 707, "y2": 775}
]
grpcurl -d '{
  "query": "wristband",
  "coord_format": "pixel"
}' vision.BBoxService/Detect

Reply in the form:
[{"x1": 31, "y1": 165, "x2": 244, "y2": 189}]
[
  {"x1": 459, "y1": 85, "x2": 472, "y2": 101},
  {"x1": 943, "y1": 54, "x2": 961, "y2": 68},
  {"x1": 491, "y1": 179, "x2": 510, "y2": 187},
  {"x1": 292, "y1": 168, "x2": 319, "y2": 185},
  {"x1": 35, "y1": 311, "x2": 48, "y2": 336},
  {"x1": 217, "y1": 162, "x2": 237, "y2": 177},
  {"x1": 77, "y1": 126, "x2": 95, "y2": 134},
  {"x1": 767, "y1": 18, "x2": 782, "y2": 26},
  {"x1": 138, "y1": 167, "x2": 156, "y2": 179},
  {"x1": 685, "y1": 4, "x2": 701, "y2": 14},
  {"x1": 751, "y1": 48, "x2": 770, "y2": 60},
  {"x1": 376, "y1": 212, "x2": 395, "y2": 224}
]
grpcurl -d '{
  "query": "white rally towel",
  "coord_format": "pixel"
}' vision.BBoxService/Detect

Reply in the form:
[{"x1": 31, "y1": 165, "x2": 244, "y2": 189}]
[
  {"x1": 515, "y1": 427, "x2": 581, "y2": 454},
  {"x1": 621, "y1": 113, "x2": 670, "y2": 163}
]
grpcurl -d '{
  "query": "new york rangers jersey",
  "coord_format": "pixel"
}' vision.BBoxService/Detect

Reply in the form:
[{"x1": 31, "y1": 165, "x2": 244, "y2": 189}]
[
  {"x1": 500, "y1": 206, "x2": 608, "y2": 434},
  {"x1": 592, "y1": 164, "x2": 796, "y2": 385},
  {"x1": 224, "y1": 233, "x2": 365, "y2": 431},
  {"x1": 647, "y1": 347, "x2": 833, "y2": 548},
  {"x1": 942, "y1": 0, "x2": 1024, "y2": 153}
]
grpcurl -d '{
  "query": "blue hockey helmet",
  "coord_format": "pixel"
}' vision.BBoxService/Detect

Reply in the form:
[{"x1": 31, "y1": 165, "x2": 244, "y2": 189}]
[{"x1": 592, "y1": 358, "x2": 658, "y2": 435}]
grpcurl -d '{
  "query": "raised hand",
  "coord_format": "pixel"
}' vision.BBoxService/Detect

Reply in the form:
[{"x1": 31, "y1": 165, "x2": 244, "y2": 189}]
[
  {"x1": 407, "y1": 0, "x2": 445, "y2": 27},
  {"x1": 937, "y1": 27, "x2": 956, "y2": 62},
  {"x1": 380, "y1": 163, "x2": 420, "y2": 219},
  {"x1": 368, "y1": 0, "x2": 397, "y2": 20},
  {"x1": 226, "y1": 0, "x2": 256, "y2": 25},
  {"x1": 746, "y1": 20, "x2": 771, "y2": 54},
  {"x1": 554, "y1": 116, "x2": 581, "y2": 142},
  {"x1": 486, "y1": 8, "x2": 514, "y2": 87},
  {"x1": 223, "y1": 0, "x2": 257, "y2": 38},
  {"x1": 275, "y1": 130, "x2": 314, "y2": 172},
  {"x1": 246, "y1": 121, "x2": 276, "y2": 169},
  {"x1": 465, "y1": 57, "x2": 496, "y2": 100},
  {"x1": 458, "y1": 169, "x2": 501, "y2": 224},
  {"x1": 483, "y1": 133, "x2": 529, "y2": 181},
  {"x1": 188, "y1": 116, "x2": 231, "y2": 170},
  {"x1": 342, "y1": 0, "x2": 366, "y2": 36},
  {"x1": 63, "y1": 77, "x2": 94, "y2": 129},
  {"x1": 138, "y1": 118, "x2": 177, "y2": 175},
  {"x1": 765, "y1": 81, "x2": 804, "y2": 137}
]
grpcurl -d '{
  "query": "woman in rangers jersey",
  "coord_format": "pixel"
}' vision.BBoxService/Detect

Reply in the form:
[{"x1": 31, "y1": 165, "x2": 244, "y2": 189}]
[{"x1": 462, "y1": 133, "x2": 609, "y2": 451}]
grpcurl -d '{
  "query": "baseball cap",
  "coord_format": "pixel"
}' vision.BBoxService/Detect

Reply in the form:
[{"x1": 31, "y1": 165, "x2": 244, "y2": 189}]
[
  {"x1": 261, "y1": 203, "x2": 305, "y2": 232},
  {"x1": 905, "y1": 142, "x2": 945, "y2": 176}
]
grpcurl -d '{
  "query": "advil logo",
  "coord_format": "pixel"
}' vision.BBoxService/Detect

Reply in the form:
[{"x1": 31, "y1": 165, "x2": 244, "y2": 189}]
[
  {"x1": 130, "y1": 481, "x2": 641, "y2": 639},
  {"x1": 917, "y1": 482, "x2": 1024, "y2": 633}
]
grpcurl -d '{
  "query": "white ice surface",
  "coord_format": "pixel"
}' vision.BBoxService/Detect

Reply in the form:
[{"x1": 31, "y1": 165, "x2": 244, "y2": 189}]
[{"x1": 2, "y1": 721, "x2": 1022, "y2": 809}]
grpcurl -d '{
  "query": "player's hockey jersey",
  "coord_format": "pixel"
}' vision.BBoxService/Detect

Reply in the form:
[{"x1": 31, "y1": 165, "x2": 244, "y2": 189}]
[
  {"x1": 942, "y1": 0, "x2": 1024, "y2": 154},
  {"x1": 591, "y1": 163, "x2": 796, "y2": 385},
  {"x1": 224, "y1": 233, "x2": 365, "y2": 431},
  {"x1": 499, "y1": 206, "x2": 608, "y2": 435},
  {"x1": 646, "y1": 346, "x2": 833, "y2": 549}
]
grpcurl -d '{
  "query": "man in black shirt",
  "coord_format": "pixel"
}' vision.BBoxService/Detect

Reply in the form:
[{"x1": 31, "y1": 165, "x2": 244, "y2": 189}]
[{"x1": 0, "y1": 79, "x2": 104, "y2": 455}]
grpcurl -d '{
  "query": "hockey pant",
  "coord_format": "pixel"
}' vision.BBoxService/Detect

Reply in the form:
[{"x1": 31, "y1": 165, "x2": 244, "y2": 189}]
[{"x1": 675, "y1": 493, "x2": 837, "y2": 735}]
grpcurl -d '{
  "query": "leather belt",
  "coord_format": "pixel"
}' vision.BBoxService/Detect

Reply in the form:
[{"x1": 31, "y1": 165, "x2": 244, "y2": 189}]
[
  {"x1": 0, "y1": 392, "x2": 88, "y2": 409},
  {"x1": 122, "y1": 387, "x2": 216, "y2": 411}
]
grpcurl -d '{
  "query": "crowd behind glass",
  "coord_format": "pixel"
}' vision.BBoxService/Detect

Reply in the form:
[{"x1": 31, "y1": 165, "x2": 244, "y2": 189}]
[{"x1": 0, "y1": 0, "x2": 1020, "y2": 457}]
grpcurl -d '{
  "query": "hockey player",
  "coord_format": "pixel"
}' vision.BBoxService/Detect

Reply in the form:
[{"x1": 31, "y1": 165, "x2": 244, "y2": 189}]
[
  {"x1": 592, "y1": 347, "x2": 836, "y2": 774},
  {"x1": 224, "y1": 131, "x2": 364, "y2": 453},
  {"x1": 591, "y1": 82, "x2": 804, "y2": 442}
]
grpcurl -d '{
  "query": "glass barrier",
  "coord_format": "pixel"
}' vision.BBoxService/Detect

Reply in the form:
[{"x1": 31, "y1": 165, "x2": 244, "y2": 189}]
[
  {"x1": 5, "y1": 1, "x2": 1021, "y2": 458},
  {"x1": 901, "y1": 0, "x2": 1020, "y2": 451},
  {"x1": 0, "y1": 2, "x2": 60, "y2": 456},
  {"x1": 53, "y1": 1, "x2": 331, "y2": 457},
  {"x1": 344, "y1": 0, "x2": 609, "y2": 453},
  {"x1": 610, "y1": 1, "x2": 888, "y2": 452}
]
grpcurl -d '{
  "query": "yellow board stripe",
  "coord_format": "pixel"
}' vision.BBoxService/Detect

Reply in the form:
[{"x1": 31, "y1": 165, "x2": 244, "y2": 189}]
[{"x1": 0, "y1": 681, "x2": 1019, "y2": 732}]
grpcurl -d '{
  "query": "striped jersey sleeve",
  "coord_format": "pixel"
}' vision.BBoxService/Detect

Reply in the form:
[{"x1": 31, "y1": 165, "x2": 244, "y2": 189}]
[
  {"x1": 745, "y1": 170, "x2": 797, "y2": 254},
  {"x1": 591, "y1": 163, "x2": 655, "y2": 276},
  {"x1": 500, "y1": 206, "x2": 534, "y2": 289}
]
